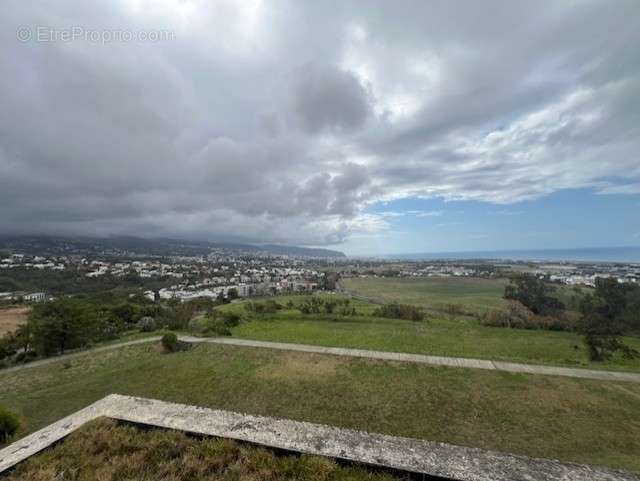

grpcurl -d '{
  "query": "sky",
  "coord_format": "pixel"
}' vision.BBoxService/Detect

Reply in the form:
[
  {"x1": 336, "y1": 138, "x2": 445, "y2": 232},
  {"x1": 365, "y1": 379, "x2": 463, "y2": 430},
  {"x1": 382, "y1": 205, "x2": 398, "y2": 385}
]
[{"x1": 1, "y1": 0, "x2": 639, "y2": 256}]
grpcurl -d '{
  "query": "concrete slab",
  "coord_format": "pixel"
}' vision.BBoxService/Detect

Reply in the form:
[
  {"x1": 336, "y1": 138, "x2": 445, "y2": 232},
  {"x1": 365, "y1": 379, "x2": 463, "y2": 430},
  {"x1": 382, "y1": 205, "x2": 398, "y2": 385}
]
[
  {"x1": 1, "y1": 395, "x2": 638, "y2": 481},
  {"x1": 0, "y1": 397, "x2": 110, "y2": 473}
]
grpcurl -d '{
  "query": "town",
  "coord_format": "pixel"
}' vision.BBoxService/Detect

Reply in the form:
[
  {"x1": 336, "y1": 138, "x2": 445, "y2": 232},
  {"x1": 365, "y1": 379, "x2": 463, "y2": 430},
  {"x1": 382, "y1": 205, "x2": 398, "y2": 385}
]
[{"x1": 1, "y1": 246, "x2": 638, "y2": 307}]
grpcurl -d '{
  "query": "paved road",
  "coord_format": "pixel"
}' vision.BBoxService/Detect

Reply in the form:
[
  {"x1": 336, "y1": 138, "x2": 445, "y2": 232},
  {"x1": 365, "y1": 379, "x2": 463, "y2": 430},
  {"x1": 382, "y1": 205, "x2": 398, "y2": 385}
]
[{"x1": 3, "y1": 335, "x2": 640, "y2": 383}]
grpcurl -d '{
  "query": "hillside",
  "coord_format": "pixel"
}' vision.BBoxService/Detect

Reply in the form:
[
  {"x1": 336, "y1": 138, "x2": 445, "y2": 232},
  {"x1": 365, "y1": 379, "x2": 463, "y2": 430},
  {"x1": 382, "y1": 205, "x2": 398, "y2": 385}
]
[{"x1": 0, "y1": 235, "x2": 346, "y2": 259}]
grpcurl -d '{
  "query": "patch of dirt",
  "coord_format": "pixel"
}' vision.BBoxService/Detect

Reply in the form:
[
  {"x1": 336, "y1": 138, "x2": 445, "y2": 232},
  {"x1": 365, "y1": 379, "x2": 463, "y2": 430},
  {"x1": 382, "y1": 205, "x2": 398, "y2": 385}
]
[
  {"x1": 256, "y1": 352, "x2": 341, "y2": 381},
  {"x1": 0, "y1": 307, "x2": 30, "y2": 335}
]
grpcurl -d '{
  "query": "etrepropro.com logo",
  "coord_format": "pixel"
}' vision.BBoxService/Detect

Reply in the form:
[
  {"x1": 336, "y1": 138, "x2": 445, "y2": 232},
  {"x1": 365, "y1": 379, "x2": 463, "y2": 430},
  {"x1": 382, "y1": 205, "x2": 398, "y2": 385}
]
[{"x1": 16, "y1": 25, "x2": 176, "y2": 43}]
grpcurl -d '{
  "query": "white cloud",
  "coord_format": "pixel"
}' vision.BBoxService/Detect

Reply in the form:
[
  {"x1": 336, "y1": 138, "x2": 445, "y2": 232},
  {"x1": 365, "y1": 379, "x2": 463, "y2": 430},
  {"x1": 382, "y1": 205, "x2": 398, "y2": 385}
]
[
  {"x1": 597, "y1": 183, "x2": 640, "y2": 195},
  {"x1": 0, "y1": 0, "x2": 639, "y2": 246}
]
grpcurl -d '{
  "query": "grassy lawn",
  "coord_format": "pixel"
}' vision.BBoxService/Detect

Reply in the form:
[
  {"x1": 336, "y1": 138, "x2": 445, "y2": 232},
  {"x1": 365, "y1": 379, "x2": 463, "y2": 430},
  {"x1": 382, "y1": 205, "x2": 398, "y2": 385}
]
[
  {"x1": 5, "y1": 418, "x2": 395, "y2": 481},
  {"x1": 229, "y1": 316, "x2": 640, "y2": 371},
  {"x1": 217, "y1": 295, "x2": 640, "y2": 372},
  {"x1": 1, "y1": 342, "x2": 639, "y2": 472},
  {"x1": 341, "y1": 277, "x2": 509, "y2": 314}
]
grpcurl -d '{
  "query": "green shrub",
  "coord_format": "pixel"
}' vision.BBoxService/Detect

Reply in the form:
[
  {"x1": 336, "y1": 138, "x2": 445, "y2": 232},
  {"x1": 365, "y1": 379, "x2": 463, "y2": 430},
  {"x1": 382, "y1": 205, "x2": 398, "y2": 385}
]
[
  {"x1": 443, "y1": 303, "x2": 474, "y2": 316},
  {"x1": 0, "y1": 335, "x2": 18, "y2": 361},
  {"x1": 245, "y1": 300, "x2": 282, "y2": 315},
  {"x1": 110, "y1": 303, "x2": 141, "y2": 325},
  {"x1": 161, "y1": 332, "x2": 179, "y2": 353},
  {"x1": 137, "y1": 316, "x2": 157, "y2": 332},
  {"x1": 481, "y1": 301, "x2": 575, "y2": 331},
  {"x1": 373, "y1": 302, "x2": 425, "y2": 321},
  {"x1": 14, "y1": 350, "x2": 37, "y2": 364},
  {"x1": 0, "y1": 406, "x2": 20, "y2": 444},
  {"x1": 205, "y1": 319, "x2": 231, "y2": 336},
  {"x1": 221, "y1": 312, "x2": 241, "y2": 328},
  {"x1": 188, "y1": 316, "x2": 232, "y2": 337}
]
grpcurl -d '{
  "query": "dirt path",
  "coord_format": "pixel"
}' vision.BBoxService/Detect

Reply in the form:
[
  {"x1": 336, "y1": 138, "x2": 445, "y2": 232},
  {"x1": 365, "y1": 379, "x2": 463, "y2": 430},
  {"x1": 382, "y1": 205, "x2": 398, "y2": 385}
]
[{"x1": 2, "y1": 335, "x2": 640, "y2": 383}]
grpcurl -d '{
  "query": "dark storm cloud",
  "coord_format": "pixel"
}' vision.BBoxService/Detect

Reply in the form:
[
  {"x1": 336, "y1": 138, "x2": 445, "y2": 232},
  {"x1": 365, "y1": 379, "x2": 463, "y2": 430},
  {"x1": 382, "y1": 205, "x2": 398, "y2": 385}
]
[
  {"x1": 292, "y1": 64, "x2": 372, "y2": 133},
  {"x1": 1, "y1": 0, "x2": 639, "y2": 245}
]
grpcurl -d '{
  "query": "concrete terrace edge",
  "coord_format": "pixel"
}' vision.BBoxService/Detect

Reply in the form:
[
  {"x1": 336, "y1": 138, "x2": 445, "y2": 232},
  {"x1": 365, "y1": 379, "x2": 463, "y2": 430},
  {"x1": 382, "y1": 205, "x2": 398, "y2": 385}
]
[{"x1": 1, "y1": 395, "x2": 638, "y2": 481}]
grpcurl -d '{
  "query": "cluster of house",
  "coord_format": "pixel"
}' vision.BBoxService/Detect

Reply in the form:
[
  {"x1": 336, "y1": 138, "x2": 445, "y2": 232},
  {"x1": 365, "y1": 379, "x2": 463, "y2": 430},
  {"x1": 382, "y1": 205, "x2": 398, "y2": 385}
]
[
  {"x1": 84, "y1": 260, "x2": 186, "y2": 278},
  {"x1": 337, "y1": 259, "x2": 639, "y2": 287},
  {"x1": 0, "y1": 254, "x2": 65, "y2": 270},
  {"x1": 0, "y1": 291, "x2": 47, "y2": 303},
  {"x1": 145, "y1": 266, "x2": 322, "y2": 302},
  {"x1": 147, "y1": 278, "x2": 319, "y2": 303},
  {"x1": 341, "y1": 264, "x2": 488, "y2": 279},
  {"x1": 548, "y1": 273, "x2": 638, "y2": 287},
  {"x1": 1, "y1": 251, "x2": 327, "y2": 304},
  {"x1": 403, "y1": 265, "x2": 480, "y2": 277}
]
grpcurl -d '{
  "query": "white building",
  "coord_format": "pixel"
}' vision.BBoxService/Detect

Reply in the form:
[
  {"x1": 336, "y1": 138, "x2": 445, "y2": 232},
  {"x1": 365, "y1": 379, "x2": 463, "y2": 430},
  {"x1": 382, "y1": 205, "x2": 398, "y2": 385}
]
[{"x1": 24, "y1": 292, "x2": 46, "y2": 302}]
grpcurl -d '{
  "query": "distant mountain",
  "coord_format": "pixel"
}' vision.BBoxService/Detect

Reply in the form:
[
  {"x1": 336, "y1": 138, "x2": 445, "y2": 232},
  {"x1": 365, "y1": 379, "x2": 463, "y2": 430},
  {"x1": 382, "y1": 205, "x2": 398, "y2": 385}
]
[
  {"x1": 256, "y1": 244, "x2": 346, "y2": 258},
  {"x1": 0, "y1": 235, "x2": 346, "y2": 258}
]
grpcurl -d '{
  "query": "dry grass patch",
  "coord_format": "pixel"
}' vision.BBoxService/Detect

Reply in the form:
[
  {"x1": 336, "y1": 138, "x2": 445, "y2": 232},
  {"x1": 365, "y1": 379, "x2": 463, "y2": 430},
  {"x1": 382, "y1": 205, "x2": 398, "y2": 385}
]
[
  {"x1": 0, "y1": 307, "x2": 29, "y2": 336},
  {"x1": 256, "y1": 351, "x2": 341, "y2": 381},
  {"x1": 3, "y1": 418, "x2": 400, "y2": 481}
]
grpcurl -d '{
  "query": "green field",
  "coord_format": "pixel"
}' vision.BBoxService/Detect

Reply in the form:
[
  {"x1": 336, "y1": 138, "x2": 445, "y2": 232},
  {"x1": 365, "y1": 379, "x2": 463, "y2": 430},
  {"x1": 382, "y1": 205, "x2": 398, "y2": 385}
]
[
  {"x1": 1, "y1": 342, "x2": 639, "y2": 472},
  {"x1": 217, "y1": 295, "x2": 640, "y2": 372},
  {"x1": 341, "y1": 277, "x2": 509, "y2": 314}
]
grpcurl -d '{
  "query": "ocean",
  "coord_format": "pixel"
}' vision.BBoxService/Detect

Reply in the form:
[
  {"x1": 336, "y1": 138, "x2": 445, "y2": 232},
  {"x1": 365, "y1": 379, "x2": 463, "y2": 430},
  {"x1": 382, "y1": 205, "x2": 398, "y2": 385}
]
[{"x1": 385, "y1": 247, "x2": 640, "y2": 263}]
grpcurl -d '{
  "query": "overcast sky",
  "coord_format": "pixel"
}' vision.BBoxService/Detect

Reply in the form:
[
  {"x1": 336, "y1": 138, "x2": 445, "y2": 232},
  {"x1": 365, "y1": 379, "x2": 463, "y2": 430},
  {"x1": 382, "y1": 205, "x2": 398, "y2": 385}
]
[{"x1": 1, "y1": 0, "x2": 639, "y2": 255}]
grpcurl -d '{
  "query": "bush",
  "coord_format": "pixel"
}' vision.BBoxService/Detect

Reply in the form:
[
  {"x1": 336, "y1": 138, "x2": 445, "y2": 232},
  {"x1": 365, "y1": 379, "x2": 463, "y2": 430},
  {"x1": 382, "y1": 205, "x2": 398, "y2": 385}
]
[
  {"x1": 205, "y1": 319, "x2": 232, "y2": 336},
  {"x1": 188, "y1": 316, "x2": 232, "y2": 337},
  {"x1": 373, "y1": 302, "x2": 425, "y2": 321},
  {"x1": 14, "y1": 350, "x2": 37, "y2": 364},
  {"x1": 245, "y1": 300, "x2": 281, "y2": 315},
  {"x1": 137, "y1": 316, "x2": 157, "y2": 332},
  {"x1": 297, "y1": 297, "x2": 356, "y2": 316},
  {"x1": 221, "y1": 312, "x2": 241, "y2": 327},
  {"x1": 0, "y1": 335, "x2": 18, "y2": 361},
  {"x1": 481, "y1": 301, "x2": 575, "y2": 331},
  {"x1": 0, "y1": 406, "x2": 20, "y2": 444},
  {"x1": 161, "y1": 332, "x2": 179, "y2": 353},
  {"x1": 110, "y1": 303, "x2": 141, "y2": 325},
  {"x1": 444, "y1": 303, "x2": 465, "y2": 316}
]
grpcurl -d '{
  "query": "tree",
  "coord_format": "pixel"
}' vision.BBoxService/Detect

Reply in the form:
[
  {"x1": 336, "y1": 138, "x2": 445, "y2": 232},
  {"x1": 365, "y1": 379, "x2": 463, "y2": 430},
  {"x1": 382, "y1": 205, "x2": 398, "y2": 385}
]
[
  {"x1": 578, "y1": 278, "x2": 639, "y2": 361},
  {"x1": 29, "y1": 298, "x2": 99, "y2": 356},
  {"x1": 504, "y1": 274, "x2": 564, "y2": 315},
  {"x1": 110, "y1": 303, "x2": 140, "y2": 325},
  {"x1": 320, "y1": 272, "x2": 339, "y2": 291}
]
